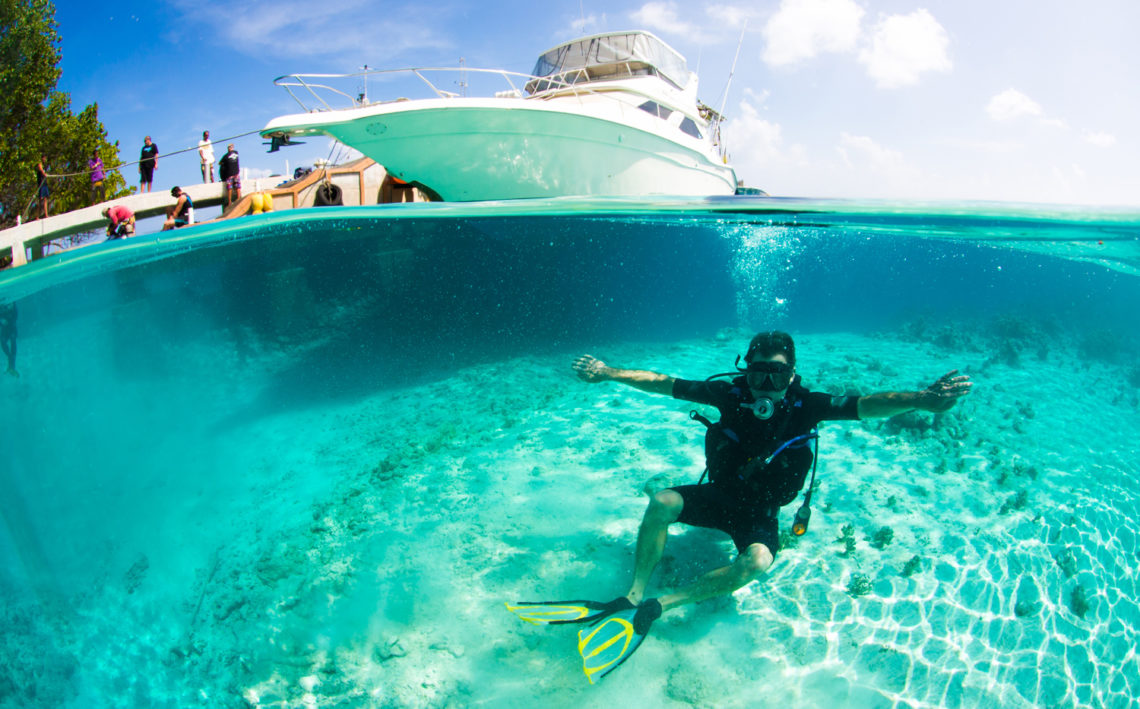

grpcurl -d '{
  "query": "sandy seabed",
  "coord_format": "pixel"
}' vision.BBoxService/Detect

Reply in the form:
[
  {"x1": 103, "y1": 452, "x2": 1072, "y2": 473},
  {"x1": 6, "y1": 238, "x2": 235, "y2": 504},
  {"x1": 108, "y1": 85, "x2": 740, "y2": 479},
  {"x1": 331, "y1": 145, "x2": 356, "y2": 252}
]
[{"x1": 2, "y1": 325, "x2": 1138, "y2": 708}]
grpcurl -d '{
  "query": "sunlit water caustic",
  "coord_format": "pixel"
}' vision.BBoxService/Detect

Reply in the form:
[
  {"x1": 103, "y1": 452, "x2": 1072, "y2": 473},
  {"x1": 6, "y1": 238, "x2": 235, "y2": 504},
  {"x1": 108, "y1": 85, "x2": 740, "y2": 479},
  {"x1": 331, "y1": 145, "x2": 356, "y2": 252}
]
[{"x1": 1, "y1": 197, "x2": 1138, "y2": 708}]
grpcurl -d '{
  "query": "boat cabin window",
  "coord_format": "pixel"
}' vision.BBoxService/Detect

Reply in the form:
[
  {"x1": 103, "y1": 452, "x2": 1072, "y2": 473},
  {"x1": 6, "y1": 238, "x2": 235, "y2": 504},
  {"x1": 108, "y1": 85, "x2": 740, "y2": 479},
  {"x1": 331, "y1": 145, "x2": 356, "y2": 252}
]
[
  {"x1": 638, "y1": 101, "x2": 673, "y2": 120},
  {"x1": 679, "y1": 117, "x2": 702, "y2": 139}
]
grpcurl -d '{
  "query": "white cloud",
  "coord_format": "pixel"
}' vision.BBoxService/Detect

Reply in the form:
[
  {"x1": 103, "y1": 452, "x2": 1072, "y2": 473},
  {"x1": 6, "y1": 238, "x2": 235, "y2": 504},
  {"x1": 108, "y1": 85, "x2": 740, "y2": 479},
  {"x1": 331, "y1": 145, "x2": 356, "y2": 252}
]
[
  {"x1": 707, "y1": 4, "x2": 758, "y2": 29},
  {"x1": 171, "y1": 0, "x2": 449, "y2": 61},
  {"x1": 1084, "y1": 131, "x2": 1116, "y2": 147},
  {"x1": 732, "y1": 102, "x2": 786, "y2": 165},
  {"x1": 986, "y1": 89, "x2": 1043, "y2": 122},
  {"x1": 742, "y1": 87, "x2": 771, "y2": 107},
  {"x1": 242, "y1": 167, "x2": 275, "y2": 180},
  {"x1": 837, "y1": 132, "x2": 908, "y2": 173},
  {"x1": 858, "y1": 10, "x2": 951, "y2": 88},
  {"x1": 941, "y1": 138, "x2": 1023, "y2": 154},
  {"x1": 725, "y1": 98, "x2": 809, "y2": 191},
  {"x1": 985, "y1": 89, "x2": 1072, "y2": 131},
  {"x1": 631, "y1": 2, "x2": 694, "y2": 36},
  {"x1": 762, "y1": 0, "x2": 863, "y2": 66},
  {"x1": 571, "y1": 13, "x2": 601, "y2": 35}
]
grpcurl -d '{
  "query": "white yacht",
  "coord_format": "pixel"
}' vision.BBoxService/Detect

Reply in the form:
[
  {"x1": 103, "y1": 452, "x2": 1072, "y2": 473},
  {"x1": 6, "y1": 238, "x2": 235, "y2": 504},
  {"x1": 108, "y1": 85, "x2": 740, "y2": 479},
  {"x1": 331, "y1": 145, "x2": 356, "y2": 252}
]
[{"x1": 260, "y1": 31, "x2": 738, "y2": 201}]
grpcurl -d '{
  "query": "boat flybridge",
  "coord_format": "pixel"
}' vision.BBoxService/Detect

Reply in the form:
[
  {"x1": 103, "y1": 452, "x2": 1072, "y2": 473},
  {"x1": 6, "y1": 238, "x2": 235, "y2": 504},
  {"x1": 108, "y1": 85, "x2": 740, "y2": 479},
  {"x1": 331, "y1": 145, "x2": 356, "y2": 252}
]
[{"x1": 260, "y1": 31, "x2": 738, "y2": 201}]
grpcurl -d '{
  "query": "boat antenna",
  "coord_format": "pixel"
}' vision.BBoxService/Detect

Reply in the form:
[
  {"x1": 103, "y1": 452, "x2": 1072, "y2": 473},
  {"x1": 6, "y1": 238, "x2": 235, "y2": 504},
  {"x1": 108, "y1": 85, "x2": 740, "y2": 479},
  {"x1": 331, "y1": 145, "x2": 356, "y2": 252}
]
[
  {"x1": 358, "y1": 64, "x2": 370, "y2": 105},
  {"x1": 715, "y1": 22, "x2": 748, "y2": 129}
]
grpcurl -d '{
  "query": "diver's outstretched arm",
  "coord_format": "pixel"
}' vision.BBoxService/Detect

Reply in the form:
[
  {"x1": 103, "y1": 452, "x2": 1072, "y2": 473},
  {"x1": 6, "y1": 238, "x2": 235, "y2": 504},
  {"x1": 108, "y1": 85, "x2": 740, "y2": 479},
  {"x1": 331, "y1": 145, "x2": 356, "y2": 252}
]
[
  {"x1": 572, "y1": 355, "x2": 675, "y2": 396},
  {"x1": 857, "y1": 369, "x2": 972, "y2": 419}
]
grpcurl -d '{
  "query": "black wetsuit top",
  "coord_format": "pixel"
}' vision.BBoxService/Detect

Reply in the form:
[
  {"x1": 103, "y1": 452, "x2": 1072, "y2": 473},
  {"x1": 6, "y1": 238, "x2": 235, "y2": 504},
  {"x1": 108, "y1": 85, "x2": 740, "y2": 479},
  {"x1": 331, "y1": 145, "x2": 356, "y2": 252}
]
[
  {"x1": 673, "y1": 376, "x2": 860, "y2": 506},
  {"x1": 174, "y1": 194, "x2": 193, "y2": 223}
]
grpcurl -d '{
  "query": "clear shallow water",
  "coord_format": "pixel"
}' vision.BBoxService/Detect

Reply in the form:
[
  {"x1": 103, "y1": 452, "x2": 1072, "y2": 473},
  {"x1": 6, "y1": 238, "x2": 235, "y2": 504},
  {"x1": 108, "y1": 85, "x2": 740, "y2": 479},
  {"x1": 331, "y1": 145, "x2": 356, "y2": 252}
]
[{"x1": 1, "y1": 198, "x2": 1138, "y2": 708}]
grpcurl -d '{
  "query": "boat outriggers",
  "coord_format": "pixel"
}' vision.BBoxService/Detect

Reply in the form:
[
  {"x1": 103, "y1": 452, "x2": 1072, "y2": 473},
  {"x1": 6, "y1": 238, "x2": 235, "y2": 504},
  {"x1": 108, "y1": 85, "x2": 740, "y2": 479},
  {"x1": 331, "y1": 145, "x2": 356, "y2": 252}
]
[{"x1": 260, "y1": 31, "x2": 738, "y2": 201}]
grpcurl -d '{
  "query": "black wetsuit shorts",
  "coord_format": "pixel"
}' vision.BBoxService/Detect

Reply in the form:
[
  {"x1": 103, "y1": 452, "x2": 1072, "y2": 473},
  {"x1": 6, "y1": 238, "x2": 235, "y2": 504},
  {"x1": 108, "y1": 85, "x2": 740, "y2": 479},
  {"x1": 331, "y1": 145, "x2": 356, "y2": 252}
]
[{"x1": 671, "y1": 483, "x2": 780, "y2": 556}]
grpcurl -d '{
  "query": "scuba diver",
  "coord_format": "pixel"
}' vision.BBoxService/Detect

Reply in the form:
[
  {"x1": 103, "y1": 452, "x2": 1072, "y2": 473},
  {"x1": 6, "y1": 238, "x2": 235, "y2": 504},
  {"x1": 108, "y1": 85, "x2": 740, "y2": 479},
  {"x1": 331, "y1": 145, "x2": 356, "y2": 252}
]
[
  {"x1": 507, "y1": 331, "x2": 971, "y2": 683},
  {"x1": 1, "y1": 303, "x2": 17, "y2": 377}
]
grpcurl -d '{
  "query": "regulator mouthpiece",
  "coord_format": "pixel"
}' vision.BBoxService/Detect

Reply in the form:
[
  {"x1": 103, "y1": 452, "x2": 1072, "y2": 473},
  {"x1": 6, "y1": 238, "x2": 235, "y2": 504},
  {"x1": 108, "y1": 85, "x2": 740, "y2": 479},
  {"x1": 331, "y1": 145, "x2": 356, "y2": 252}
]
[
  {"x1": 742, "y1": 397, "x2": 776, "y2": 420},
  {"x1": 791, "y1": 504, "x2": 811, "y2": 536}
]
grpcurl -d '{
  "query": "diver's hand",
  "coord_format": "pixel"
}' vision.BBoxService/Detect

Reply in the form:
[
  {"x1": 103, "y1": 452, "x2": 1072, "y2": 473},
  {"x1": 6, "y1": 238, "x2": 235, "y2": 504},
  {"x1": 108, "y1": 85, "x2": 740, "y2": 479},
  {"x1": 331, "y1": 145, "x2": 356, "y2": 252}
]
[
  {"x1": 918, "y1": 370, "x2": 971, "y2": 412},
  {"x1": 572, "y1": 354, "x2": 610, "y2": 382}
]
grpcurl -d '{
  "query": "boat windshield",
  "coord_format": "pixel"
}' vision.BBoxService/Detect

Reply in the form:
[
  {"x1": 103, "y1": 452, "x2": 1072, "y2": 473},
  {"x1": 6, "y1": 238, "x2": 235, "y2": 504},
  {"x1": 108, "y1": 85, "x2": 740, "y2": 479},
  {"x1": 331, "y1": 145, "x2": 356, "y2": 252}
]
[{"x1": 527, "y1": 31, "x2": 689, "y2": 94}]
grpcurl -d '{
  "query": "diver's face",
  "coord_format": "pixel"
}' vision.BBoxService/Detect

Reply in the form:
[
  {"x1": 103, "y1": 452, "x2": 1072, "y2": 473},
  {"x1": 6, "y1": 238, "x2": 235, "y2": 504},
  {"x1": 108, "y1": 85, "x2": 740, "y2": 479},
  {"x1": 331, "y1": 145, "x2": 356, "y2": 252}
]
[{"x1": 746, "y1": 353, "x2": 793, "y2": 400}]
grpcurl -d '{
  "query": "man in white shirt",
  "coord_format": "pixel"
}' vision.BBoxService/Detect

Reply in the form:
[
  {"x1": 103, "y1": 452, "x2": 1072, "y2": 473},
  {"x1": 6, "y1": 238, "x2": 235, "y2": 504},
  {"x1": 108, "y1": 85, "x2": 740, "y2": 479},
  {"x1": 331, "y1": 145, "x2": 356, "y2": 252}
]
[{"x1": 198, "y1": 130, "x2": 215, "y2": 183}]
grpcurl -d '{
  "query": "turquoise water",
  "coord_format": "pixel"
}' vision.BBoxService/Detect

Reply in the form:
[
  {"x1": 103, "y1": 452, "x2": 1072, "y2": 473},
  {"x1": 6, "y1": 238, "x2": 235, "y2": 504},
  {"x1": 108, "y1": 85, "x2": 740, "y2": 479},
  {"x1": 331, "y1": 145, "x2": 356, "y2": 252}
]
[{"x1": 1, "y1": 198, "x2": 1138, "y2": 707}]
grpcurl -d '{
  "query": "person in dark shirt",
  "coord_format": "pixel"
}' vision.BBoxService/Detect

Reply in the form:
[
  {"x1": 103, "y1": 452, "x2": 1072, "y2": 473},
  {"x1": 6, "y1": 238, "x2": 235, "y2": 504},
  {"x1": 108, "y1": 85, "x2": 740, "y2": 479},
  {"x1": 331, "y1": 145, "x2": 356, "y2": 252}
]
[
  {"x1": 162, "y1": 186, "x2": 193, "y2": 230},
  {"x1": 35, "y1": 155, "x2": 49, "y2": 219},
  {"x1": 567, "y1": 331, "x2": 971, "y2": 622},
  {"x1": 218, "y1": 144, "x2": 241, "y2": 207},
  {"x1": 137, "y1": 137, "x2": 158, "y2": 192},
  {"x1": 139, "y1": 136, "x2": 158, "y2": 193}
]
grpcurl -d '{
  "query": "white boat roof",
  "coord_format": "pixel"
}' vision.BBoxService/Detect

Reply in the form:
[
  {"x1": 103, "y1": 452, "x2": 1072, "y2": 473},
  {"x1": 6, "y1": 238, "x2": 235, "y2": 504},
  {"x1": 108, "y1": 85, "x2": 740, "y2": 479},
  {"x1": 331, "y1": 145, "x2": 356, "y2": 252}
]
[{"x1": 531, "y1": 31, "x2": 691, "y2": 91}]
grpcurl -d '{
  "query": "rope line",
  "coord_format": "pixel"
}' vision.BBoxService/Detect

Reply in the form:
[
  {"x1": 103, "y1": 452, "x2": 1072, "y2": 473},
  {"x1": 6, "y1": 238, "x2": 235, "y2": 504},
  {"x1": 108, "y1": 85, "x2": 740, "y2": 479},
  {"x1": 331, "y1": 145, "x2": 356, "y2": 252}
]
[{"x1": 42, "y1": 128, "x2": 263, "y2": 179}]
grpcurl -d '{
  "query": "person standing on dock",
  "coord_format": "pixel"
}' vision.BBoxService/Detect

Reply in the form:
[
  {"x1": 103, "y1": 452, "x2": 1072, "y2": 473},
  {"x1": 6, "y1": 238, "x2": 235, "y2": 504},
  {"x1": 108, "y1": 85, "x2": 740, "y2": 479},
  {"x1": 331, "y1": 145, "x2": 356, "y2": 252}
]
[
  {"x1": 139, "y1": 136, "x2": 159, "y2": 193},
  {"x1": 198, "y1": 131, "x2": 215, "y2": 183},
  {"x1": 89, "y1": 149, "x2": 105, "y2": 205},
  {"x1": 219, "y1": 144, "x2": 241, "y2": 207},
  {"x1": 35, "y1": 155, "x2": 49, "y2": 219}
]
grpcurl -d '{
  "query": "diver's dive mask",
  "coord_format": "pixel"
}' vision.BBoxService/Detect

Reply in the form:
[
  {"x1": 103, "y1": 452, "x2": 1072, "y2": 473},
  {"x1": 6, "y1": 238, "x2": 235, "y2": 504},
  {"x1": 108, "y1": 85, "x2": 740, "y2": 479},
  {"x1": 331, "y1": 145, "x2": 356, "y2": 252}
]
[{"x1": 743, "y1": 360, "x2": 794, "y2": 392}]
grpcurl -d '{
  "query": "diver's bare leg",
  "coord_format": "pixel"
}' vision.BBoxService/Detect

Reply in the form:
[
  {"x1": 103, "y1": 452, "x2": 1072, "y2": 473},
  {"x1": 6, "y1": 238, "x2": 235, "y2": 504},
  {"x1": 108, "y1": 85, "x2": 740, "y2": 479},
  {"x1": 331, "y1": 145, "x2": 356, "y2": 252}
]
[
  {"x1": 657, "y1": 542, "x2": 773, "y2": 612},
  {"x1": 626, "y1": 490, "x2": 682, "y2": 604}
]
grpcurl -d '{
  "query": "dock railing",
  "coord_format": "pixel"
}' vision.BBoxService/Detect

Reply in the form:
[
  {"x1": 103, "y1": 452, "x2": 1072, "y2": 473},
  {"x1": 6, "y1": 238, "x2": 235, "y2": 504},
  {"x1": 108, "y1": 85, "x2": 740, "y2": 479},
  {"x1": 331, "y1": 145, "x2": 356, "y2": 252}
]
[{"x1": 0, "y1": 159, "x2": 387, "y2": 271}]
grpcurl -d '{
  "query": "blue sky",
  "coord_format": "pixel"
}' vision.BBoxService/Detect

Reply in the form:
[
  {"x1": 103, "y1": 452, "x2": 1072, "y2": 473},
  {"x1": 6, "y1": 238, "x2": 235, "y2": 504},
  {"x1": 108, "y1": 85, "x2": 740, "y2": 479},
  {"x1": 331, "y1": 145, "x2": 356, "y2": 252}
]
[{"x1": 53, "y1": 0, "x2": 1139, "y2": 206}]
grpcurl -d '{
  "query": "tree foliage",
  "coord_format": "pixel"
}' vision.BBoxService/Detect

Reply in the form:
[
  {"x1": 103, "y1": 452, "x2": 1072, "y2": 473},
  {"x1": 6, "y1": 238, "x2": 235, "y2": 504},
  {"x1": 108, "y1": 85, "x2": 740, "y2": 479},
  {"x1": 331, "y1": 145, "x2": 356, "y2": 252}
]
[{"x1": 0, "y1": 0, "x2": 128, "y2": 227}]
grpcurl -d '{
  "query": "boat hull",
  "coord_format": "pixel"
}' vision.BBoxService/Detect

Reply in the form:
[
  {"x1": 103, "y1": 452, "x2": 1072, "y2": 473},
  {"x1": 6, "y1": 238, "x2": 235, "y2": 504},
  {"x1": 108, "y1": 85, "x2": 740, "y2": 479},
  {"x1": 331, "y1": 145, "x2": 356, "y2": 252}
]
[{"x1": 264, "y1": 102, "x2": 737, "y2": 201}]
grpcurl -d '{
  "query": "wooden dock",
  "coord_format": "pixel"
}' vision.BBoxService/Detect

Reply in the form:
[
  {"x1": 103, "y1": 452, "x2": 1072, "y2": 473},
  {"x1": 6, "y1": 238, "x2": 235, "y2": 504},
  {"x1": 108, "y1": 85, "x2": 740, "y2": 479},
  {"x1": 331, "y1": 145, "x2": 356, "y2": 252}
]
[{"x1": 0, "y1": 158, "x2": 396, "y2": 270}]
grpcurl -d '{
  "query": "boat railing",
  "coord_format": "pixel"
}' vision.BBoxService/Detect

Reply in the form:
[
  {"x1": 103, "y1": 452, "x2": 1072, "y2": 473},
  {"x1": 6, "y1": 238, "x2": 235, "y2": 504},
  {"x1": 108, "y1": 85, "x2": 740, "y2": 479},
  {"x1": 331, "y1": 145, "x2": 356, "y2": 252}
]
[
  {"x1": 273, "y1": 67, "x2": 555, "y2": 113},
  {"x1": 273, "y1": 65, "x2": 690, "y2": 113}
]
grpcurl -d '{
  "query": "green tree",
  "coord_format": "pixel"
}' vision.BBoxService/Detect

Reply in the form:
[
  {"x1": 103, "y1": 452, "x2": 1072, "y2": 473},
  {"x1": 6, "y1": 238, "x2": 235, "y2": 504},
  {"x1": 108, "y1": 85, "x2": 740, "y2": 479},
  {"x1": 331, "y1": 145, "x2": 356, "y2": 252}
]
[{"x1": 0, "y1": 0, "x2": 127, "y2": 227}]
